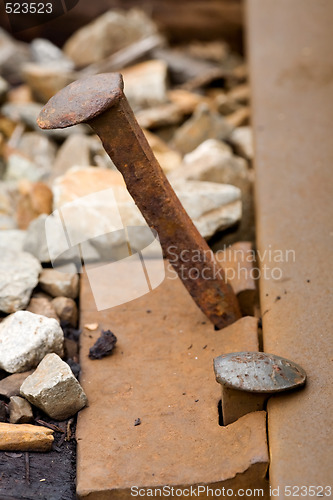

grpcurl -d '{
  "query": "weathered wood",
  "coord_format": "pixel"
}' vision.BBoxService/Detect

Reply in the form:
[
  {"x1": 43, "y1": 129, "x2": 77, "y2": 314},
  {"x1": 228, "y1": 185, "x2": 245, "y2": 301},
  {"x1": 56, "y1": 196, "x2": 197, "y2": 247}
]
[{"x1": 0, "y1": 423, "x2": 53, "y2": 452}]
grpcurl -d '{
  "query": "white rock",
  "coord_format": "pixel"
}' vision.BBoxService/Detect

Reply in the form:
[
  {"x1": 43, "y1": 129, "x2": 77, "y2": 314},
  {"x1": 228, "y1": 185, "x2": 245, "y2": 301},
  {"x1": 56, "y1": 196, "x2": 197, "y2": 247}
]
[
  {"x1": 5, "y1": 132, "x2": 57, "y2": 182},
  {"x1": 0, "y1": 249, "x2": 41, "y2": 313},
  {"x1": 171, "y1": 179, "x2": 241, "y2": 238},
  {"x1": 5, "y1": 154, "x2": 46, "y2": 182},
  {"x1": 39, "y1": 269, "x2": 79, "y2": 299},
  {"x1": 0, "y1": 311, "x2": 64, "y2": 373},
  {"x1": 183, "y1": 138, "x2": 233, "y2": 163},
  {"x1": 167, "y1": 140, "x2": 252, "y2": 240},
  {"x1": 20, "y1": 353, "x2": 87, "y2": 420},
  {"x1": 168, "y1": 139, "x2": 250, "y2": 192},
  {"x1": 0, "y1": 230, "x2": 26, "y2": 252},
  {"x1": 230, "y1": 126, "x2": 254, "y2": 160}
]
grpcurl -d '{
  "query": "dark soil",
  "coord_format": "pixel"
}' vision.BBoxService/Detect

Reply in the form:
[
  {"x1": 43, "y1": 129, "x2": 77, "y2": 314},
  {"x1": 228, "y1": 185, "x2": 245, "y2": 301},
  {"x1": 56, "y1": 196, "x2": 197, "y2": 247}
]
[{"x1": 0, "y1": 419, "x2": 76, "y2": 500}]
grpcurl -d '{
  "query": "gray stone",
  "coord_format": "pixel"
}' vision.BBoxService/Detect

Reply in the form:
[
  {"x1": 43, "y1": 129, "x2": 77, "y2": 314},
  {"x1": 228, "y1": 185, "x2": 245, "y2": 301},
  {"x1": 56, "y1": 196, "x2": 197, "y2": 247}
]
[
  {"x1": 0, "y1": 371, "x2": 34, "y2": 398},
  {"x1": 1, "y1": 102, "x2": 45, "y2": 129},
  {"x1": 0, "y1": 229, "x2": 26, "y2": 252},
  {"x1": 30, "y1": 38, "x2": 74, "y2": 69},
  {"x1": 4, "y1": 154, "x2": 41, "y2": 183},
  {"x1": 26, "y1": 297, "x2": 59, "y2": 321},
  {"x1": 23, "y1": 214, "x2": 52, "y2": 263},
  {"x1": 52, "y1": 297, "x2": 78, "y2": 327},
  {"x1": 17, "y1": 132, "x2": 56, "y2": 171},
  {"x1": 20, "y1": 353, "x2": 87, "y2": 420},
  {"x1": 230, "y1": 126, "x2": 254, "y2": 160},
  {"x1": 52, "y1": 134, "x2": 93, "y2": 181},
  {"x1": 167, "y1": 139, "x2": 254, "y2": 242},
  {"x1": 64, "y1": 9, "x2": 157, "y2": 68},
  {"x1": 0, "y1": 28, "x2": 31, "y2": 84},
  {"x1": 39, "y1": 269, "x2": 79, "y2": 299},
  {"x1": 0, "y1": 249, "x2": 41, "y2": 313},
  {"x1": 9, "y1": 396, "x2": 33, "y2": 424},
  {"x1": 168, "y1": 139, "x2": 250, "y2": 190},
  {"x1": 172, "y1": 104, "x2": 233, "y2": 155},
  {"x1": 171, "y1": 179, "x2": 241, "y2": 239},
  {"x1": 0, "y1": 311, "x2": 64, "y2": 373},
  {"x1": 89, "y1": 136, "x2": 115, "y2": 170},
  {"x1": 5, "y1": 131, "x2": 57, "y2": 181},
  {"x1": 23, "y1": 212, "x2": 89, "y2": 266}
]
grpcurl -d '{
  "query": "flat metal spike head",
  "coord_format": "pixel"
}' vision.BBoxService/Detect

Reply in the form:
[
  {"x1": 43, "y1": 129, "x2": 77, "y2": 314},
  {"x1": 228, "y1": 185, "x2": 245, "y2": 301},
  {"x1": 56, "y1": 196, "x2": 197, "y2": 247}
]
[
  {"x1": 214, "y1": 351, "x2": 306, "y2": 393},
  {"x1": 37, "y1": 73, "x2": 124, "y2": 130}
]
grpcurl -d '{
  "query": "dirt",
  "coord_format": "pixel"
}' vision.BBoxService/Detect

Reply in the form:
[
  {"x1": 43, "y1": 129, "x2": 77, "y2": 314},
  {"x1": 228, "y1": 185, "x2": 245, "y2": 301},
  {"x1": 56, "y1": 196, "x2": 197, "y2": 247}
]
[{"x1": 0, "y1": 419, "x2": 76, "y2": 500}]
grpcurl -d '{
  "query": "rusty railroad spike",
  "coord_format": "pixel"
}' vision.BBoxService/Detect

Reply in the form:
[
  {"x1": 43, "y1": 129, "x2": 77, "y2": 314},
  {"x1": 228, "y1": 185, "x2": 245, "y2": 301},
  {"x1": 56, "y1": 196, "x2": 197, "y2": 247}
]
[{"x1": 37, "y1": 73, "x2": 241, "y2": 329}]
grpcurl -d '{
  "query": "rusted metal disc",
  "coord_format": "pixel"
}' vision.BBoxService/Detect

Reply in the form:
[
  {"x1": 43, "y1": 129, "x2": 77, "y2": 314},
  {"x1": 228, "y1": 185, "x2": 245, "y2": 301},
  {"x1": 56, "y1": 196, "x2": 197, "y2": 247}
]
[
  {"x1": 37, "y1": 73, "x2": 124, "y2": 129},
  {"x1": 214, "y1": 352, "x2": 306, "y2": 393}
]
